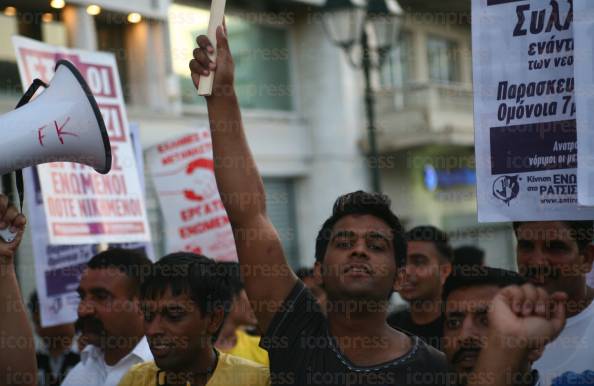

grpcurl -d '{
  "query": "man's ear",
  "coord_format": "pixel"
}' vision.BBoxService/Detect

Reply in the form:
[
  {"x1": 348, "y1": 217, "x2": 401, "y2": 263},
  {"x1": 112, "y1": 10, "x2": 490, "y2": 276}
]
[
  {"x1": 582, "y1": 244, "x2": 594, "y2": 274},
  {"x1": 313, "y1": 261, "x2": 324, "y2": 287},
  {"x1": 440, "y1": 262, "x2": 453, "y2": 286},
  {"x1": 207, "y1": 307, "x2": 226, "y2": 336}
]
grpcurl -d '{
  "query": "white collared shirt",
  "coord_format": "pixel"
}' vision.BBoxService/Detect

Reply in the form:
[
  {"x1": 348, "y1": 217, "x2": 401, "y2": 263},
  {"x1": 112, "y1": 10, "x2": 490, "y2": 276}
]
[{"x1": 60, "y1": 337, "x2": 153, "y2": 386}]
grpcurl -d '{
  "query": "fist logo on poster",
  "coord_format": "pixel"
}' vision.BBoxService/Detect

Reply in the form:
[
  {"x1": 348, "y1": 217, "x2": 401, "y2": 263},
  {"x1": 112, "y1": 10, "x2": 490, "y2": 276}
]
[
  {"x1": 50, "y1": 297, "x2": 63, "y2": 315},
  {"x1": 183, "y1": 158, "x2": 217, "y2": 202},
  {"x1": 492, "y1": 175, "x2": 520, "y2": 206}
]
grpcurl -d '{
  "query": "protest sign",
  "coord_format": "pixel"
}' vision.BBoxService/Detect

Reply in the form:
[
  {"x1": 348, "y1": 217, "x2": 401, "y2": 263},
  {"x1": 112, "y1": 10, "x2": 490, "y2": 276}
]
[
  {"x1": 147, "y1": 129, "x2": 237, "y2": 261},
  {"x1": 472, "y1": 0, "x2": 594, "y2": 221},
  {"x1": 12, "y1": 36, "x2": 151, "y2": 243},
  {"x1": 27, "y1": 126, "x2": 153, "y2": 327}
]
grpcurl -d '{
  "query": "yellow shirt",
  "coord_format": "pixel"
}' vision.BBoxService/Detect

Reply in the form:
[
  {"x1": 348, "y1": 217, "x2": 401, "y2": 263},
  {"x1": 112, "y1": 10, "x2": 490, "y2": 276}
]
[
  {"x1": 220, "y1": 330, "x2": 269, "y2": 367},
  {"x1": 118, "y1": 351, "x2": 269, "y2": 386}
]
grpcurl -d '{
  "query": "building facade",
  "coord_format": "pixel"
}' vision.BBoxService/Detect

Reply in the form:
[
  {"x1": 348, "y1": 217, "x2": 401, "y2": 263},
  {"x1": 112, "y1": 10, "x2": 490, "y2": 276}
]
[{"x1": 0, "y1": 0, "x2": 516, "y2": 300}]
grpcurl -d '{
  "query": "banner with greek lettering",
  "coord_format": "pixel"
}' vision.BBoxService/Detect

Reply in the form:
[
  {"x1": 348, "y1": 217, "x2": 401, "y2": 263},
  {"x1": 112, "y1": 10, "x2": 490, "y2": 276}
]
[
  {"x1": 146, "y1": 129, "x2": 238, "y2": 261},
  {"x1": 28, "y1": 125, "x2": 154, "y2": 327},
  {"x1": 472, "y1": 0, "x2": 594, "y2": 221},
  {"x1": 12, "y1": 36, "x2": 151, "y2": 243}
]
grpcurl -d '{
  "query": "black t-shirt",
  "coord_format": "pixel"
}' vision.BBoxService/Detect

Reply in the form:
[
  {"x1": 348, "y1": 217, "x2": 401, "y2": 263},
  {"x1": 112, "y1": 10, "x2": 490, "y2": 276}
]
[
  {"x1": 262, "y1": 282, "x2": 451, "y2": 386},
  {"x1": 387, "y1": 309, "x2": 444, "y2": 350}
]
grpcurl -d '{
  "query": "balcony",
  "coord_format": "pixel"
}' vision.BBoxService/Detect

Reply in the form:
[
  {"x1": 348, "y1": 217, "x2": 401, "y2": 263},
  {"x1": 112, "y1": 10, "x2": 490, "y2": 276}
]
[{"x1": 372, "y1": 81, "x2": 474, "y2": 153}]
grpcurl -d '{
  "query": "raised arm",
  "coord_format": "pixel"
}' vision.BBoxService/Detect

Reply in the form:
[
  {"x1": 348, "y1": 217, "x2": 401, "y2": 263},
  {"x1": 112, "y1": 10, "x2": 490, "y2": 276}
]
[
  {"x1": 190, "y1": 25, "x2": 297, "y2": 331},
  {"x1": 0, "y1": 195, "x2": 35, "y2": 386}
]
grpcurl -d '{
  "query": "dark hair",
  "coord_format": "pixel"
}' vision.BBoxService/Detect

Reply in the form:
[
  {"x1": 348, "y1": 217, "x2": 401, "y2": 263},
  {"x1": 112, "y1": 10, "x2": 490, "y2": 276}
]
[
  {"x1": 512, "y1": 221, "x2": 594, "y2": 252},
  {"x1": 86, "y1": 248, "x2": 152, "y2": 296},
  {"x1": 443, "y1": 266, "x2": 526, "y2": 302},
  {"x1": 28, "y1": 291, "x2": 39, "y2": 316},
  {"x1": 141, "y1": 252, "x2": 233, "y2": 317},
  {"x1": 453, "y1": 245, "x2": 485, "y2": 267},
  {"x1": 406, "y1": 225, "x2": 453, "y2": 263},
  {"x1": 218, "y1": 261, "x2": 244, "y2": 297},
  {"x1": 295, "y1": 267, "x2": 314, "y2": 280},
  {"x1": 315, "y1": 191, "x2": 407, "y2": 266}
]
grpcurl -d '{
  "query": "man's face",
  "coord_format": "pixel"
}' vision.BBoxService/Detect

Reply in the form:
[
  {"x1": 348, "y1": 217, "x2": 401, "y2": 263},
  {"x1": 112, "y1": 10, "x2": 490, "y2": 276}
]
[
  {"x1": 515, "y1": 221, "x2": 593, "y2": 295},
  {"x1": 143, "y1": 287, "x2": 222, "y2": 372},
  {"x1": 76, "y1": 268, "x2": 141, "y2": 350},
  {"x1": 397, "y1": 241, "x2": 451, "y2": 302},
  {"x1": 443, "y1": 285, "x2": 500, "y2": 386},
  {"x1": 317, "y1": 214, "x2": 397, "y2": 302}
]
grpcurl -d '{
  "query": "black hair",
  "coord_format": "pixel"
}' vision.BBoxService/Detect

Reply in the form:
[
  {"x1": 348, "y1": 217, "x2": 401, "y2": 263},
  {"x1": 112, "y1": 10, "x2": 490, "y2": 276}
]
[
  {"x1": 512, "y1": 221, "x2": 594, "y2": 252},
  {"x1": 442, "y1": 266, "x2": 526, "y2": 302},
  {"x1": 315, "y1": 191, "x2": 407, "y2": 266},
  {"x1": 406, "y1": 225, "x2": 454, "y2": 263},
  {"x1": 141, "y1": 252, "x2": 233, "y2": 317},
  {"x1": 295, "y1": 267, "x2": 314, "y2": 280},
  {"x1": 453, "y1": 245, "x2": 485, "y2": 267},
  {"x1": 86, "y1": 248, "x2": 152, "y2": 296},
  {"x1": 28, "y1": 291, "x2": 39, "y2": 316}
]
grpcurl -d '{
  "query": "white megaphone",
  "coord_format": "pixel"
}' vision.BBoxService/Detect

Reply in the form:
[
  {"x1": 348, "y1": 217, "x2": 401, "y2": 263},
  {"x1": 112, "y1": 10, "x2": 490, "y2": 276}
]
[{"x1": 0, "y1": 59, "x2": 111, "y2": 242}]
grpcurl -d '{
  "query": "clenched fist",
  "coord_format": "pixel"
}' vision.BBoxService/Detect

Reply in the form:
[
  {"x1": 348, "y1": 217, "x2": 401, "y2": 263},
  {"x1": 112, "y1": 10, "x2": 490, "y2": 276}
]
[
  {"x1": 489, "y1": 283, "x2": 566, "y2": 352},
  {"x1": 0, "y1": 195, "x2": 26, "y2": 263}
]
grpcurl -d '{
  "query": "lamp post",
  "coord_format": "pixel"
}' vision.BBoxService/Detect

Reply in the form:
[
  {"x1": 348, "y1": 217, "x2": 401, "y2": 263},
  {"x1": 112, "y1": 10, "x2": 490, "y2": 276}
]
[{"x1": 321, "y1": 0, "x2": 402, "y2": 193}]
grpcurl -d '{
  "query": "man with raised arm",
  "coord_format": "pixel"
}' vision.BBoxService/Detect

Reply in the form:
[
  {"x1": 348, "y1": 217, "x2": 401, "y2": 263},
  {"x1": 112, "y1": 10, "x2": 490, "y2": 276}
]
[
  {"x1": 0, "y1": 194, "x2": 35, "y2": 386},
  {"x1": 190, "y1": 25, "x2": 567, "y2": 386}
]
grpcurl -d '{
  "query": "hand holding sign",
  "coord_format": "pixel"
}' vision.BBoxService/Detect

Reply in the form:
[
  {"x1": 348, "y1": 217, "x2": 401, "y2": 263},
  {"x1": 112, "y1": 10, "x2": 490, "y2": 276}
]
[
  {"x1": 0, "y1": 195, "x2": 26, "y2": 261},
  {"x1": 192, "y1": 0, "x2": 227, "y2": 96}
]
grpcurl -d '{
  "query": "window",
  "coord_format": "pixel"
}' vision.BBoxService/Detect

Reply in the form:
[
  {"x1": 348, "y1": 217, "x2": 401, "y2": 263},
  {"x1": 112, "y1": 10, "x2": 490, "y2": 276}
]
[
  {"x1": 169, "y1": 4, "x2": 293, "y2": 111},
  {"x1": 0, "y1": 14, "x2": 20, "y2": 97},
  {"x1": 427, "y1": 36, "x2": 459, "y2": 83},
  {"x1": 380, "y1": 31, "x2": 412, "y2": 88},
  {"x1": 96, "y1": 18, "x2": 130, "y2": 101},
  {"x1": 263, "y1": 178, "x2": 300, "y2": 268}
]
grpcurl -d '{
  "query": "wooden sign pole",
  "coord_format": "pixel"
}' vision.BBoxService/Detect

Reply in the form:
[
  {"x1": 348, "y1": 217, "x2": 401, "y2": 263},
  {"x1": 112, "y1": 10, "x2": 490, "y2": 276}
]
[{"x1": 197, "y1": 0, "x2": 227, "y2": 96}]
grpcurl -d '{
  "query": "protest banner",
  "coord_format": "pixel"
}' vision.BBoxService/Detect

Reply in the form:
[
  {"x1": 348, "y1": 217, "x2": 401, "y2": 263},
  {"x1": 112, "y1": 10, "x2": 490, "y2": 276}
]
[
  {"x1": 12, "y1": 36, "x2": 151, "y2": 243},
  {"x1": 472, "y1": 0, "x2": 594, "y2": 221},
  {"x1": 27, "y1": 125, "x2": 154, "y2": 327},
  {"x1": 147, "y1": 129, "x2": 237, "y2": 261}
]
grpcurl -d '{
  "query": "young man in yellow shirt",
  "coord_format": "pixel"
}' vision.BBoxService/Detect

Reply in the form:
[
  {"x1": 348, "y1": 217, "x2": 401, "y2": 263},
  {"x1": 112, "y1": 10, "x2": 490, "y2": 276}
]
[{"x1": 119, "y1": 253, "x2": 269, "y2": 386}]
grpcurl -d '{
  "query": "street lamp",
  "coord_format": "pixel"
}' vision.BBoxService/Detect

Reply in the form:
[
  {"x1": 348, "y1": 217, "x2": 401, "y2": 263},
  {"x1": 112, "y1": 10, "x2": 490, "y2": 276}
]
[{"x1": 321, "y1": 0, "x2": 403, "y2": 193}]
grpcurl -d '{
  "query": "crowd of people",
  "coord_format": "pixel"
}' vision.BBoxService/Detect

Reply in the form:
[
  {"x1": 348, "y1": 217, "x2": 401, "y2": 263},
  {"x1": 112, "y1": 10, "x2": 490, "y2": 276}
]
[{"x1": 1, "y1": 24, "x2": 593, "y2": 386}]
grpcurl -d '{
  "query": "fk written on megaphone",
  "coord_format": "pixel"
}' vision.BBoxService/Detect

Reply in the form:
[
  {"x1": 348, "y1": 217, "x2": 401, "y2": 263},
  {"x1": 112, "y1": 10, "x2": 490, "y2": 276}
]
[{"x1": 0, "y1": 59, "x2": 112, "y2": 241}]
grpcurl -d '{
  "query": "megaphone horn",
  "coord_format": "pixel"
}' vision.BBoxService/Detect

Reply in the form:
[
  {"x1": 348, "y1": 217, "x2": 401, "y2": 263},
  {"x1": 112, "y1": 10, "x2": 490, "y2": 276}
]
[
  {"x1": 0, "y1": 59, "x2": 111, "y2": 176},
  {"x1": 0, "y1": 60, "x2": 112, "y2": 242}
]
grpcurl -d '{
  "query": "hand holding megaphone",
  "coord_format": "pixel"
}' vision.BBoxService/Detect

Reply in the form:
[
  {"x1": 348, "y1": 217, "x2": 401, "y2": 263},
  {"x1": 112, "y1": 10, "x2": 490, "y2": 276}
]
[{"x1": 0, "y1": 195, "x2": 26, "y2": 257}]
